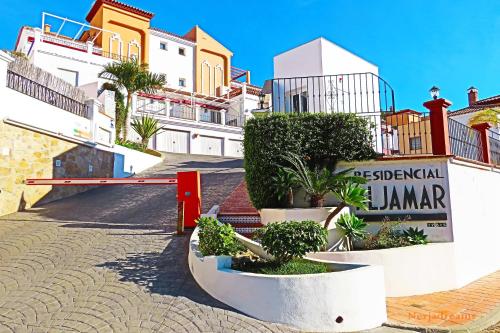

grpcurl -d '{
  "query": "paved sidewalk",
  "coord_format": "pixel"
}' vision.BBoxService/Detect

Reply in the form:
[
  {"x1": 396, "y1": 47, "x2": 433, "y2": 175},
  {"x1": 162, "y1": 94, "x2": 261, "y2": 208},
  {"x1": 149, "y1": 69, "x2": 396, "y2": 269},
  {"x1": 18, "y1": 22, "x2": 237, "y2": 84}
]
[{"x1": 386, "y1": 270, "x2": 500, "y2": 331}]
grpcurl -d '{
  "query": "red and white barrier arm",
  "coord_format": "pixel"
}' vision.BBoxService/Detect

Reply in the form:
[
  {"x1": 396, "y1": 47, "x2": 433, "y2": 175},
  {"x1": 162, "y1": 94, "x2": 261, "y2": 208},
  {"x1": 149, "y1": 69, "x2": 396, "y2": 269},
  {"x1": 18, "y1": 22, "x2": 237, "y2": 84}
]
[{"x1": 25, "y1": 178, "x2": 178, "y2": 186}]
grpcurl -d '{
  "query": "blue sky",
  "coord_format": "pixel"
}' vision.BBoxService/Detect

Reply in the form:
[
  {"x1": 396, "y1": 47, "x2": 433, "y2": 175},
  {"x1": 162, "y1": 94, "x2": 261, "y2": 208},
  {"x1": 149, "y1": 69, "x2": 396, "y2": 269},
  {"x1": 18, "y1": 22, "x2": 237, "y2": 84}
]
[{"x1": 0, "y1": 0, "x2": 498, "y2": 111}]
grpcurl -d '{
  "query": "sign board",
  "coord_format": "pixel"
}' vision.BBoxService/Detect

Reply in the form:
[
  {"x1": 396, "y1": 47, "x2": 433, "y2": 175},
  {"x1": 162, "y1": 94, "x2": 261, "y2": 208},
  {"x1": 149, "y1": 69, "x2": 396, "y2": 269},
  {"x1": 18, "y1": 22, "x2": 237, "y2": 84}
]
[{"x1": 349, "y1": 160, "x2": 452, "y2": 242}]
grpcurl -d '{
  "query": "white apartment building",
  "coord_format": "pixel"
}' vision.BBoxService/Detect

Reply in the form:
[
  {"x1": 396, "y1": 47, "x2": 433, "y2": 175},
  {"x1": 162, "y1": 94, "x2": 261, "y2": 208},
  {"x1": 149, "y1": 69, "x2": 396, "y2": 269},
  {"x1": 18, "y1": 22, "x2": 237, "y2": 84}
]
[{"x1": 14, "y1": 1, "x2": 261, "y2": 158}]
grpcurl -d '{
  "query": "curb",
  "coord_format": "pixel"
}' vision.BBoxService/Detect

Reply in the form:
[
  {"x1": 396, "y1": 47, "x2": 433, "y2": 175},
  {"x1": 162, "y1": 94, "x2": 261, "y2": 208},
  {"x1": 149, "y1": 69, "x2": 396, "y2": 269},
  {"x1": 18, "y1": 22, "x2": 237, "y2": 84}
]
[{"x1": 383, "y1": 305, "x2": 500, "y2": 333}]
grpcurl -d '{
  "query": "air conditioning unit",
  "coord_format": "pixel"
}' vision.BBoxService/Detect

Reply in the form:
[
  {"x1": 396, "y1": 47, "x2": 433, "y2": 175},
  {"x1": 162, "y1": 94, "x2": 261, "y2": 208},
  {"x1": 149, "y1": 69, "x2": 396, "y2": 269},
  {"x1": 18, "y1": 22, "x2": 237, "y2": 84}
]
[{"x1": 216, "y1": 86, "x2": 230, "y2": 97}]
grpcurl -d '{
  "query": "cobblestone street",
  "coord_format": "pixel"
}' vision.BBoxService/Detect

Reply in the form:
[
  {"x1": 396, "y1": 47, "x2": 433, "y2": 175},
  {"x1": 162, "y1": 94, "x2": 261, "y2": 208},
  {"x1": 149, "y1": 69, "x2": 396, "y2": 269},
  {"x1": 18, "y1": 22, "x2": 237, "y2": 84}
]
[{"x1": 0, "y1": 154, "x2": 295, "y2": 333}]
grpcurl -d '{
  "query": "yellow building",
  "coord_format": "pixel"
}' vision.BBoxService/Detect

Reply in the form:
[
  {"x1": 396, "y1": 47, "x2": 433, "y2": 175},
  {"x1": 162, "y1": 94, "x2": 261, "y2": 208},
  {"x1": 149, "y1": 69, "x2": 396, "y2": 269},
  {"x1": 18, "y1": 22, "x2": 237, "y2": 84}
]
[{"x1": 384, "y1": 109, "x2": 433, "y2": 155}]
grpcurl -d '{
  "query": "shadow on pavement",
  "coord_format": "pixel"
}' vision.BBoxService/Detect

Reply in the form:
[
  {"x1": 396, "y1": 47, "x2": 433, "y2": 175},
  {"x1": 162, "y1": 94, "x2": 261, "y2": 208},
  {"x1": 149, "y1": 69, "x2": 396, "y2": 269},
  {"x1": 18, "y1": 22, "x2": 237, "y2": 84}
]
[{"x1": 97, "y1": 232, "x2": 234, "y2": 310}]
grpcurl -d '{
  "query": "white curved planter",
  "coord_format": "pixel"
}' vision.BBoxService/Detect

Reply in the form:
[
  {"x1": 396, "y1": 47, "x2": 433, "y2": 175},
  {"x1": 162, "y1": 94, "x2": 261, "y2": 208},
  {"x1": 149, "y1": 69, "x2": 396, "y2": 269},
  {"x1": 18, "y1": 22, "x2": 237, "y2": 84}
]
[
  {"x1": 307, "y1": 243, "x2": 458, "y2": 297},
  {"x1": 259, "y1": 207, "x2": 350, "y2": 249},
  {"x1": 189, "y1": 228, "x2": 387, "y2": 332}
]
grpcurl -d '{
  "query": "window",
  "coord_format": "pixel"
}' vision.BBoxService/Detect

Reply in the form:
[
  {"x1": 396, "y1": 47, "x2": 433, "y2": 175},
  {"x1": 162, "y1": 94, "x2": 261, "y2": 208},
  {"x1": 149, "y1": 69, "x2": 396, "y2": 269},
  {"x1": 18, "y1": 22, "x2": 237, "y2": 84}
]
[
  {"x1": 409, "y1": 136, "x2": 422, "y2": 150},
  {"x1": 292, "y1": 92, "x2": 308, "y2": 113},
  {"x1": 179, "y1": 78, "x2": 186, "y2": 87},
  {"x1": 178, "y1": 47, "x2": 185, "y2": 56},
  {"x1": 160, "y1": 42, "x2": 167, "y2": 50},
  {"x1": 56, "y1": 68, "x2": 79, "y2": 86}
]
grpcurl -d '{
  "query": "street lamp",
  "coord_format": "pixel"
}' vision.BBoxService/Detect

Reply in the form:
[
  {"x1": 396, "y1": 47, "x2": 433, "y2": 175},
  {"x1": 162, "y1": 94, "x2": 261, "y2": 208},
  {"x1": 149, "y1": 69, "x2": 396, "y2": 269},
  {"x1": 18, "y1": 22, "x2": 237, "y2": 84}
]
[
  {"x1": 259, "y1": 91, "x2": 265, "y2": 109},
  {"x1": 429, "y1": 86, "x2": 440, "y2": 100}
]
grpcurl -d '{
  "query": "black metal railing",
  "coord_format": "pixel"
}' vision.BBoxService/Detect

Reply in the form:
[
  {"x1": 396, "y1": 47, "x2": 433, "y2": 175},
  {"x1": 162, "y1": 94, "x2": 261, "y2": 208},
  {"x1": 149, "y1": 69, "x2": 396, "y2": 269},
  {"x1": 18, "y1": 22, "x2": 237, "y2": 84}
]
[
  {"x1": 381, "y1": 111, "x2": 432, "y2": 156},
  {"x1": 448, "y1": 118, "x2": 483, "y2": 162},
  {"x1": 271, "y1": 72, "x2": 395, "y2": 114},
  {"x1": 225, "y1": 113, "x2": 245, "y2": 127},
  {"x1": 169, "y1": 103, "x2": 196, "y2": 121},
  {"x1": 6, "y1": 70, "x2": 89, "y2": 118},
  {"x1": 488, "y1": 129, "x2": 500, "y2": 165},
  {"x1": 199, "y1": 109, "x2": 222, "y2": 124},
  {"x1": 100, "y1": 51, "x2": 132, "y2": 63}
]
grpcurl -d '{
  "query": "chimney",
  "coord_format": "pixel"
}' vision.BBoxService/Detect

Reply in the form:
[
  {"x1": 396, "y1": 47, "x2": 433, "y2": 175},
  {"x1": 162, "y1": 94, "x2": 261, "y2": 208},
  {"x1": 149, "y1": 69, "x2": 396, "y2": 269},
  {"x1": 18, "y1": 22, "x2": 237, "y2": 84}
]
[
  {"x1": 467, "y1": 86, "x2": 478, "y2": 106},
  {"x1": 44, "y1": 24, "x2": 51, "y2": 33}
]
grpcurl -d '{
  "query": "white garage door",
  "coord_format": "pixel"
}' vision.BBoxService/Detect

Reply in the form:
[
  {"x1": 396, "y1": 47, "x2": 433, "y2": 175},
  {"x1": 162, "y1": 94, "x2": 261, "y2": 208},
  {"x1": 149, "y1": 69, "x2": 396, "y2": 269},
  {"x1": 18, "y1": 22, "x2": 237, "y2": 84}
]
[
  {"x1": 199, "y1": 136, "x2": 223, "y2": 156},
  {"x1": 156, "y1": 130, "x2": 189, "y2": 154},
  {"x1": 226, "y1": 139, "x2": 243, "y2": 157}
]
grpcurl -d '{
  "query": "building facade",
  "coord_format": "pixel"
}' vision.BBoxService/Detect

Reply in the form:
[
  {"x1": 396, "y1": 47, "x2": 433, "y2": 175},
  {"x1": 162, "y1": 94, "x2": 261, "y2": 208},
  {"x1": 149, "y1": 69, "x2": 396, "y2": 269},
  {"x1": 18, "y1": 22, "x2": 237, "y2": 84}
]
[{"x1": 15, "y1": 0, "x2": 261, "y2": 158}]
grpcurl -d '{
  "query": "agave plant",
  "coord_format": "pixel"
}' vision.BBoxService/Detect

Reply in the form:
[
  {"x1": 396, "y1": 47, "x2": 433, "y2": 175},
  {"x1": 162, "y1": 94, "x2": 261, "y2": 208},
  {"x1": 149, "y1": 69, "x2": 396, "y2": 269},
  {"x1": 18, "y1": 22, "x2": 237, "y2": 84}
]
[
  {"x1": 335, "y1": 213, "x2": 368, "y2": 251},
  {"x1": 324, "y1": 181, "x2": 370, "y2": 229},
  {"x1": 131, "y1": 116, "x2": 165, "y2": 149},
  {"x1": 272, "y1": 168, "x2": 297, "y2": 208},
  {"x1": 403, "y1": 227, "x2": 428, "y2": 245}
]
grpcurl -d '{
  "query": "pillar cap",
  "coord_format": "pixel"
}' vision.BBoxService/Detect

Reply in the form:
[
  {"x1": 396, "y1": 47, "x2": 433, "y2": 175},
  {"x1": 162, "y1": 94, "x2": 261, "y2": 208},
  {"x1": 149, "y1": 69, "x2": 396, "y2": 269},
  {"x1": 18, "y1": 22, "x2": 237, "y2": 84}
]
[
  {"x1": 471, "y1": 122, "x2": 492, "y2": 131},
  {"x1": 423, "y1": 98, "x2": 452, "y2": 110}
]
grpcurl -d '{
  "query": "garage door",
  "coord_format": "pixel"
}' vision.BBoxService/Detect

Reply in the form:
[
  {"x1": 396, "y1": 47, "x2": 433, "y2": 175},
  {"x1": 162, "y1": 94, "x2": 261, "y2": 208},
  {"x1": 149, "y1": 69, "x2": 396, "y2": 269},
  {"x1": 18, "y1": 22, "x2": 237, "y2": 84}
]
[
  {"x1": 199, "y1": 136, "x2": 223, "y2": 156},
  {"x1": 155, "y1": 130, "x2": 189, "y2": 154},
  {"x1": 226, "y1": 139, "x2": 243, "y2": 157}
]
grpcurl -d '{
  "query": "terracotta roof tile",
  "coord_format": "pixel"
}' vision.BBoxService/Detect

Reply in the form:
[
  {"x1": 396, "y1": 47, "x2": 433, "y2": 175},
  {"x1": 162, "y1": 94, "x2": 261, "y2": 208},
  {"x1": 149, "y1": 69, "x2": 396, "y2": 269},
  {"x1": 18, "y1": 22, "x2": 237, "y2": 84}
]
[
  {"x1": 86, "y1": 0, "x2": 154, "y2": 22},
  {"x1": 449, "y1": 94, "x2": 500, "y2": 117}
]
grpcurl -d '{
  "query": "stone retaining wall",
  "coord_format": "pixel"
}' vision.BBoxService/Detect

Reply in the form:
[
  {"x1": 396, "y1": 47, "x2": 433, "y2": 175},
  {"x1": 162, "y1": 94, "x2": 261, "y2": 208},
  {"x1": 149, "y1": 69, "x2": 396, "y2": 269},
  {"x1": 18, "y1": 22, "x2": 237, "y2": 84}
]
[{"x1": 0, "y1": 122, "x2": 114, "y2": 216}]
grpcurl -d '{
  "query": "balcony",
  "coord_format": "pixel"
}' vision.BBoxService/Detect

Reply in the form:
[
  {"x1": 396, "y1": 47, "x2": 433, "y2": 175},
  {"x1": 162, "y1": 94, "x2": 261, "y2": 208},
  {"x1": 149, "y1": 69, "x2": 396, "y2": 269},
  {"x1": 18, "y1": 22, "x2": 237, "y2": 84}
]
[
  {"x1": 136, "y1": 96, "x2": 245, "y2": 128},
  {"x1": 269, "y1": 72, "x2": 395, "y2": 114}
]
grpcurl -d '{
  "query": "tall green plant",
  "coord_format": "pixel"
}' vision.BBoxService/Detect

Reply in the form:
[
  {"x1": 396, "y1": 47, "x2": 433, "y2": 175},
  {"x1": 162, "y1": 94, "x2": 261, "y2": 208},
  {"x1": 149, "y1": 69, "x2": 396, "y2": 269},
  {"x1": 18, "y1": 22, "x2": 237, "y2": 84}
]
[
  {"x1": 99, "y1": 59, "x2": 166, "y2": 139},
  {"x1": 99, "y1": 82, "x2": 126, "y2": 138},
  {"x1": 131, "y1": 116, "x2": 164, "y2": 149}
]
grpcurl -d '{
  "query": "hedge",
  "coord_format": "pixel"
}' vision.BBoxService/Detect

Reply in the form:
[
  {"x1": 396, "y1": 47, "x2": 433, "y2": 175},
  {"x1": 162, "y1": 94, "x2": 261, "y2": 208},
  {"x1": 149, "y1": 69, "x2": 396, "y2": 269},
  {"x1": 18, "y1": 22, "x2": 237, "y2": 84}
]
[{"x1": 243, "y1": 113, "x2": 377, "y2": 209}]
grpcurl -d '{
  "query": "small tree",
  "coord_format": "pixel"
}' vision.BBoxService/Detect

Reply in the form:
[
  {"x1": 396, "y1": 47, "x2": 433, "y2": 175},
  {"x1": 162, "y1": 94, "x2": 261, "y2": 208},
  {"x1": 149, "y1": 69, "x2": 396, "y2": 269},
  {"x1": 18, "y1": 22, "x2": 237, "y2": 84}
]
[
  {"x1": 272, "y1": 168, "x2": 297, "y2": 208},
  {"x1": 468, "y1": 108, "x2": 500, "y2": 127},
  {"x1": 99, "y1": 59, "x2": 166, "y2": 139},
  {"x1": 131, "y1": 116, "x2": 164, "y2": 150}
]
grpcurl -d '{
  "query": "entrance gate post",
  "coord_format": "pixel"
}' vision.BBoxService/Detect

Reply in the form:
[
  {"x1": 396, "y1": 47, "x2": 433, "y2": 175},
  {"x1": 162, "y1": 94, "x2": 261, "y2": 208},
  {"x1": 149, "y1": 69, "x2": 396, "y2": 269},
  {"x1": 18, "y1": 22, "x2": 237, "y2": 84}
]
[{"x1": 176, "y1": 171, "x2": 201, "y2": 229}]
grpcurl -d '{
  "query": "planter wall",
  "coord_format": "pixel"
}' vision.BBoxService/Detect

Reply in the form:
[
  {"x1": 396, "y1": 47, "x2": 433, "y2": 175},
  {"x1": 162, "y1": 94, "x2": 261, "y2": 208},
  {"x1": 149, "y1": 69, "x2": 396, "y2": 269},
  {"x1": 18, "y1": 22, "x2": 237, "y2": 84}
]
[
  {"x1": 189, "y1": 228, "x2": 387, "y2": 332},
  {"x1": 307, "y1": 243, "x2": 457, "y2": 297},
  {"x1": 259, "y1": 207, "x2": 350, "y2": 249}
]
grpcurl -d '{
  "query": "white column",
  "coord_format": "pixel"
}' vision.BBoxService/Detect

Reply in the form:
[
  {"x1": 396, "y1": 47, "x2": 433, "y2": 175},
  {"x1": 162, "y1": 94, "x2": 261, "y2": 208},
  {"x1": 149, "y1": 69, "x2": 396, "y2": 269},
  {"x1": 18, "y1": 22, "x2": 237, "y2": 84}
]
[
  {"x1": 165, "y1": 100, "x2": 171, "y2": 118},
  {"x1": 32, "y1": 28, "x2": 42, "y2": 57},
  {"x1": 220, "y1": 109, "x2": 227, "y2": 126},
  {"x1": 86, "y1": 41, "x2": 94, "y2": 55},
  {"x1": 85, "y1": 98, "x2": 101, "y2": 144}
]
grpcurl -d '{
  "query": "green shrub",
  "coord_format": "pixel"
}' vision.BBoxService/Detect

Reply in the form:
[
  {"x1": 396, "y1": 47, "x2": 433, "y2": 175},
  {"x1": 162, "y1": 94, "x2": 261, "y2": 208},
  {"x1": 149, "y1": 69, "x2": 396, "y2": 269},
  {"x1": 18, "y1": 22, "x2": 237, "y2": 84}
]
[
  {"x1": 244, "y1": 113, "x2": 377, "y2": 209},
  {"x1": 364, "y1": 219, "x2": 412, "y2": 249},
  {"x1": 197, "y1": 217, "x2": 243, "y2": 256},
  {"x1": 232, "y1": 258, "x2": 328, "y2": 275},
  {"x1": 256, "y1": 220, "x2": 327, "y2": 263}
]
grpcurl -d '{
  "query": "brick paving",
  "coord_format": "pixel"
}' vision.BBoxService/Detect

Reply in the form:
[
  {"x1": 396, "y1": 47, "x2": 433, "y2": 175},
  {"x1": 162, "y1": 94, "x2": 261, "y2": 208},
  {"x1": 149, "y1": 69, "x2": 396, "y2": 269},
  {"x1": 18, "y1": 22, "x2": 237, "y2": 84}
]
[
  {"x1": 387, "y1": 270, "x2": 500, "y2": 329},
  {"x1": 0, "y1": 154, "x2": 295, "y2": 333},
  {"x1": 0, "y1": 153, "x2": 496, "y2": 332}
]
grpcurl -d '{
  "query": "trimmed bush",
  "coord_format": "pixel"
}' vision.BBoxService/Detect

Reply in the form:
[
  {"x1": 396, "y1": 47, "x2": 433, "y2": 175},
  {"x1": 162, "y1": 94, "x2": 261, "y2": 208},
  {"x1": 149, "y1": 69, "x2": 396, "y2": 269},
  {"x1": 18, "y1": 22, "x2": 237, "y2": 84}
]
[
  {"x1": 197, "y1": 217, "x2": 243, "y2": 256},
  {"x1": 256, "y1": 220, "x2": 328, "y2": 263},
  {"x1": 244, "y1": 113, "x2": 377, "y2": 209}
]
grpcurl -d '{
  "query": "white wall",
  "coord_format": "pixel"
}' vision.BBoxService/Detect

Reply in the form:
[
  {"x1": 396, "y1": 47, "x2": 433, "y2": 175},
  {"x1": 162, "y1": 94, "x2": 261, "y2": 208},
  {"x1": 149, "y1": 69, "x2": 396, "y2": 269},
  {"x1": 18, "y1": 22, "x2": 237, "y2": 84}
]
[
  {"x1": 148, "y1": 31, "x2": 195, "y2": 92},
  {"x1": 447, "y1": 159, "x2": 500, "y2": 286},
  {"x1": 112, "y1": 144, "x2": 162, "y2": 177},
  {"x1": 189, "y1": 228, "x2": 387, "y2": 333},
  {"x1": 308, "y1": 243, "x2": 457, "y2": 297},
  {"x1": 274, "y1": 38, "x2": 323, "y2": 78}
]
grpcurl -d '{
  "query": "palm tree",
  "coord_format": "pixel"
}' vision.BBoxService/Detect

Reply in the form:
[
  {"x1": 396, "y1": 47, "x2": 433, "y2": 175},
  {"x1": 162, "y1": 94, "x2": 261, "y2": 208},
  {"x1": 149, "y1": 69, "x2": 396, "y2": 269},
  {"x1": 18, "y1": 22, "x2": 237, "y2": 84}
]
[
  {"x1": 131, "y1": 116, "x2": 165, "y2": 150},
  {"x1": 99, "y1": 60, "x2": 166, "y2": 139},
  {"x1": 468, "y1": 108, "x2": 500, "y2": 127}
]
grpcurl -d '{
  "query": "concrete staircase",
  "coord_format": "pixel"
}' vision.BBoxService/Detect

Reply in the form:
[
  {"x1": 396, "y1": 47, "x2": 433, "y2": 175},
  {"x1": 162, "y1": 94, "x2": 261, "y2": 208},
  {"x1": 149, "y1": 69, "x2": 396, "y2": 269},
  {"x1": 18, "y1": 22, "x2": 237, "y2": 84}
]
[{"x1": 217, "y1": 181, "x2": 263, "y2": 237}]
